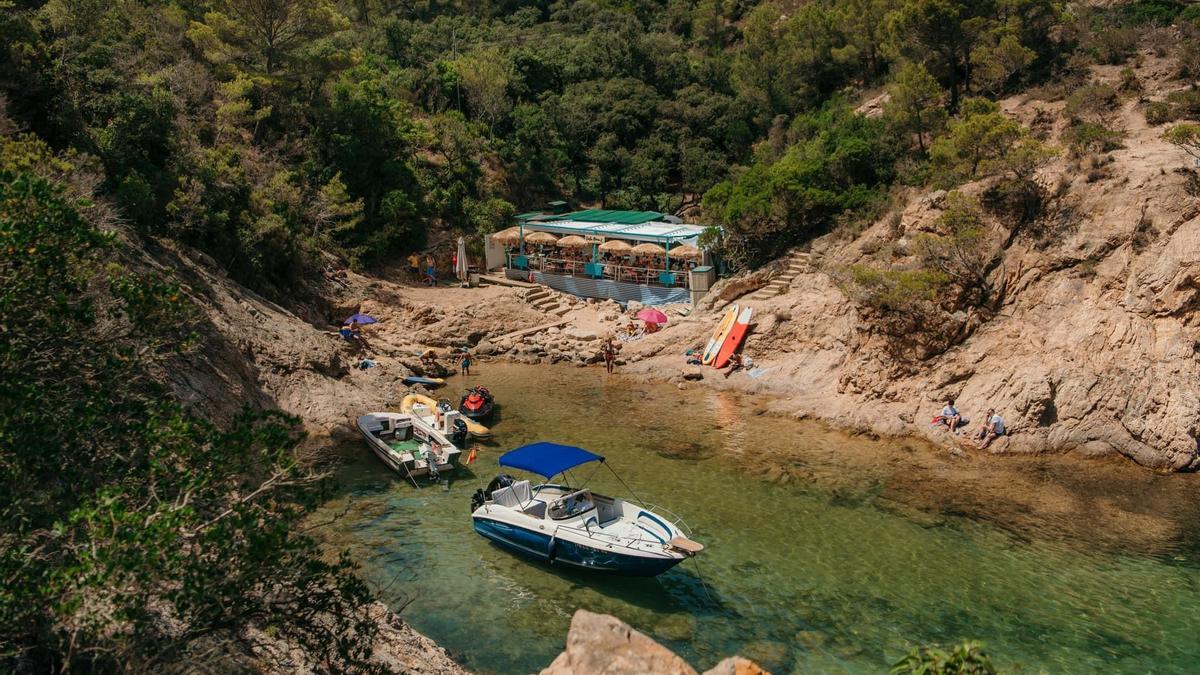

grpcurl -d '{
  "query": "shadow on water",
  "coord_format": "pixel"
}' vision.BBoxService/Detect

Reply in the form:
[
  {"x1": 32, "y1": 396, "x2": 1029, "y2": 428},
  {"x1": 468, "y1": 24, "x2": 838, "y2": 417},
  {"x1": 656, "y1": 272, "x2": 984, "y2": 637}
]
[{"x1": 478, "y1": 539, "x2": 732, "y2": 616}]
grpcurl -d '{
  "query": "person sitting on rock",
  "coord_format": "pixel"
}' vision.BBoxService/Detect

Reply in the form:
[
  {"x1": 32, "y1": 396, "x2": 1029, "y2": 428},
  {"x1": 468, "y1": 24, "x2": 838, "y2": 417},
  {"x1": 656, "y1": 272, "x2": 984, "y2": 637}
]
[
  {"x1": 974, "y1": 408, "x2": 1005, "y2": 449},
  {"x1": 935, "y1": 398, "x2": 963, "y2": 432},
  {"x1": 722, "y1": 352, "x2": 744, "y2": 378}
]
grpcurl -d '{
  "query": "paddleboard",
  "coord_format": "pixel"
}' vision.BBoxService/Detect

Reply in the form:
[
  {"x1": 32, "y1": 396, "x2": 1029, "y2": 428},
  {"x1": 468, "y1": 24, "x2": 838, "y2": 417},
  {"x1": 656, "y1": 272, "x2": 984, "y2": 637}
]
[
  {"x1": 701, "y1": 304, "x2": 739, "y2": 366},
  {"x1": 400, "y1": 393, "x2": 492, "y2": 438},
  {"x1": 403, "y1": 375, "x2": 445, "y2": 387},
  {"x1": 713, "y1": 306, "x2": 753, "y2": 369}
]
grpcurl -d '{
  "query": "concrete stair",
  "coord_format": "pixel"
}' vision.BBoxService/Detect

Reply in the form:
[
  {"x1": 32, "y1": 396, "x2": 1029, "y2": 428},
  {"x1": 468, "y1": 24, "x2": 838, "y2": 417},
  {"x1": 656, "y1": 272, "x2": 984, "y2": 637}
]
[
  {"x1": 750, "y1": 251, "x2": 813, "y2": 301},
  {"x1": 525, "y1": 287, "x2": 571, "y2": 317}
]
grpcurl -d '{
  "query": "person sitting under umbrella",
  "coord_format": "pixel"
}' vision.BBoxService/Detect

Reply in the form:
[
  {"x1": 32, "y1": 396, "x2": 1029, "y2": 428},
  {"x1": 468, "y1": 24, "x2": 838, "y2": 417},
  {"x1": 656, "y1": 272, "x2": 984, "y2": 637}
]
[{"x1": 340, "y1": 313, "x2": 377, "y2": 346}]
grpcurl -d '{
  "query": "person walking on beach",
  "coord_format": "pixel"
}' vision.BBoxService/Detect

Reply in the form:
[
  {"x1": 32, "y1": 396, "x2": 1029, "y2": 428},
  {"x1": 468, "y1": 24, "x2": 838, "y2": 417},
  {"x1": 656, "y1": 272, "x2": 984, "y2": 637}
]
[
  {"x1": 424, "y1": 255, "x2": 437, "y2": 286},
  {"x1": 408, "y1": 252, "x2": 421, "y2": 281},
  {"x1": 602, "y1": 338, "x2": 616, "y2": 374}
]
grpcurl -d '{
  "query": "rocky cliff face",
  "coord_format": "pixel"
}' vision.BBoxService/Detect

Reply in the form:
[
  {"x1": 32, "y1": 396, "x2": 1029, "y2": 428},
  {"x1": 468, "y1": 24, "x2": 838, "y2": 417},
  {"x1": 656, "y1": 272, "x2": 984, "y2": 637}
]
[{"x1": 610, "y1": 55, "x2": 1200, "y2": 471}]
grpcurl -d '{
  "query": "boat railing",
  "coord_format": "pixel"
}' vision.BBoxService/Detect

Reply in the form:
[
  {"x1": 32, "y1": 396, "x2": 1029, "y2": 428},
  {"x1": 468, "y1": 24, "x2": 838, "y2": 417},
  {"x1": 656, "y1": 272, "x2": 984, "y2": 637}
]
[
  {"x1": 555, "y1": 522, "x2": 670, "y2": 553},
  {"x1": 640, "y1": 504, "x2": 694, "y2": 537}
]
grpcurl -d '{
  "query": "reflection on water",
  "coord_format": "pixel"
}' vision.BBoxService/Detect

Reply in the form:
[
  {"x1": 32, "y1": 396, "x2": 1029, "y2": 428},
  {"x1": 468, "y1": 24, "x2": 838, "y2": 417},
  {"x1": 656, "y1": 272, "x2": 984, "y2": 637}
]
[{"x1": 315, "y1": 363, "x2": 1200, "y2": 674}]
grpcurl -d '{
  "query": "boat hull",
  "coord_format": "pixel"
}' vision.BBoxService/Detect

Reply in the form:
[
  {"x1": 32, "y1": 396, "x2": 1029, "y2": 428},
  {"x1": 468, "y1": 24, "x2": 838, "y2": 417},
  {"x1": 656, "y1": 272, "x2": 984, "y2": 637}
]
[{"x1": 472, "y1": 517, "x2": 684, "y2": 577}]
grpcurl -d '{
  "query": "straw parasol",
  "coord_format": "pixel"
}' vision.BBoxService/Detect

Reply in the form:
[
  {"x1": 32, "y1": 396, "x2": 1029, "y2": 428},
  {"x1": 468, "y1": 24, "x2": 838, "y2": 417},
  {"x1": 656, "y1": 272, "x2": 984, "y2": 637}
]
[
  {"x1": 524, "y1": 230, "x2": 559, "y2": 245},
  {"x1": 631, "y1": 242, "x2": 667, "y2": 256},
  {"x1": 669, "y1": 243, "x2": 702, "y2": 259},
  {"x1": 556, "y1": 235, "x2": 590, "y2": 248},
  {"x1": 598, "y1": 239, "x2": 633, "y2": 253},
  {"x1": 491, "y1": 226, "x2": 522, "y2": 245}
]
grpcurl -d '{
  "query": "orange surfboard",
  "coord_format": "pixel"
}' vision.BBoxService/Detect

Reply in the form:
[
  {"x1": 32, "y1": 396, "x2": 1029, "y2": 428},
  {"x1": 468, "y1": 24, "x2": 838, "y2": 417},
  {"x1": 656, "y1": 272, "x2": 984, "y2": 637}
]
[
  {"x1": 701, "y1": 304, "x2": 739, "y2": 365},
  {"x1": 713, "y1": 307, "x2": 753, "y2": 369}
]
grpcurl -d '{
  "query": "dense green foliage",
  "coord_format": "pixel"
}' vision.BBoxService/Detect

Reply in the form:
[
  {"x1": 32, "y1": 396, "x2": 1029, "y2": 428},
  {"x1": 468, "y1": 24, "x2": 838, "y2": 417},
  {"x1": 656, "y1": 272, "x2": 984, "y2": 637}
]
[
  {"x1": 0, "y1": 0, "x2": 1078, "y2": 284},
  {"x1": 5, "y1": 0, "x2": 1193, "y2": 279},
  {"x1": 0, "y1": 133, "x2": 378, "y2": 670}
]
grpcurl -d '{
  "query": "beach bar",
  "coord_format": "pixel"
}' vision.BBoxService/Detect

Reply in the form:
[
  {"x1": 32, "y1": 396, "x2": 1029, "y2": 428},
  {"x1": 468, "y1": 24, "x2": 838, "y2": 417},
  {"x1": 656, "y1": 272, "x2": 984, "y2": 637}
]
[{"x1": 491, "y1": 208, "x2": 714, "y2": 305}]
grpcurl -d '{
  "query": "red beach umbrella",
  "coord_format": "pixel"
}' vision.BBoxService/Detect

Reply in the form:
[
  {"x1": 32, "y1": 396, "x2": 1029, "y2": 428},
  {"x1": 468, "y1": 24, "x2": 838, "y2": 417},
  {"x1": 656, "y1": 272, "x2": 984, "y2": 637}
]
[{"x1": 636, "y1": 308, "x2": 669, "y2": 325}]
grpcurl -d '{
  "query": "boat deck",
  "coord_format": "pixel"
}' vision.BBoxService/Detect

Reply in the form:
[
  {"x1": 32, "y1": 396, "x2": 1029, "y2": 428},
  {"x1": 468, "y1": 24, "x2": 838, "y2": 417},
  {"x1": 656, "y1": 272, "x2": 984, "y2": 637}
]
[{"x1": 387, "y1": 438, "x2": 422, "y2": 455}]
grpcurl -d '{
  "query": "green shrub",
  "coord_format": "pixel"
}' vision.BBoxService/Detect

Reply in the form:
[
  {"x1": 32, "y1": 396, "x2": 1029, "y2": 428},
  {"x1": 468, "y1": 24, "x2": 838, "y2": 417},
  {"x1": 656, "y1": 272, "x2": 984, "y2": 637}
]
[
  {"x1": 1166, "y1": 89, "x2": 1200, "y2": 118},
  {"x1": 1062, "y1": 122, "x2": 1126, "y2": 155},
  {"x1": 1144, "y1": 100, "x2": 1179, "y2": 125},
  {"x1": 1117, "y1": 0, "x2": 1187, "y2": 25},
  {"x1": 1064, "y1": 83, "x2": 1121, "y2": 126},
  {"x1": 847, "y1": 264, "x2": 948, "y2": 312},
  {"x1": 1089, "y1": 25, "x2": 1140, "y2": 65}
]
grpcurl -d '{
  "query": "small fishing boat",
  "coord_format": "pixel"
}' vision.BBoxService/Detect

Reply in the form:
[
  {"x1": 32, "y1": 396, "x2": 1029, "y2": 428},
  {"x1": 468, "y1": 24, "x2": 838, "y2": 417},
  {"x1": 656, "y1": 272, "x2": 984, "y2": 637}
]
[
  {"x1": 470, "y1": 442, "x2": 703, "y2": 576},
  {"x1": 459, "y1": 386, "x2": 495, "y2": 420},
  {"x1": 357, "y1": 412, "x2": 464, "y2": 482},
  {"x1": 401, "y1": 393, "x2": 491, "y2": 439}
]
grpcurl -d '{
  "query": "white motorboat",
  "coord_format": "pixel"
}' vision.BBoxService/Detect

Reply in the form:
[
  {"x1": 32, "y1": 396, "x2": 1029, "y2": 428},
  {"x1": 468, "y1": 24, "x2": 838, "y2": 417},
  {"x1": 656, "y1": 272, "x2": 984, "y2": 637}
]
[
  {"x1": 469, "y1": 442, "x2": 703, "y2": 576},
  {"x1": 357, "y1": 411, "x2": 463, "y2": 482}
]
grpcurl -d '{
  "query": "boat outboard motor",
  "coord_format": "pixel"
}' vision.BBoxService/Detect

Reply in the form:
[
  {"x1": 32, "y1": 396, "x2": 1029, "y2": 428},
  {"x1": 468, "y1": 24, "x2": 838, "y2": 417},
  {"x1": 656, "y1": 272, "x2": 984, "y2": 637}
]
[
  {"x1": 486, "y1": 473, "x2": 516, "y2": 496},
  {"x1": 450, "y1": 418, "x2": 468, "y2": 447},
  {"x1": 471, "y1": 473, "x2": 517, "y2": 513}
]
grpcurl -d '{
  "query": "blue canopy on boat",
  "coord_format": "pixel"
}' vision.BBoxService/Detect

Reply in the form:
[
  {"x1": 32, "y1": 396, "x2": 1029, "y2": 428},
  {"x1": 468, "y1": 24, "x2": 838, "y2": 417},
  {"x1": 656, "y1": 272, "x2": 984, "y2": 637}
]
[{"x1": 499, "y1": 442, "x2": 604, "y2": 479}]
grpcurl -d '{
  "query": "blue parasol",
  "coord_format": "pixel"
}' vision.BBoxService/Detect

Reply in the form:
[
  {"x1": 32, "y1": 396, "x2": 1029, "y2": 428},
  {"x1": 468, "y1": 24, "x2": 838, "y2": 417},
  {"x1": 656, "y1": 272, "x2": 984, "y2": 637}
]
[{"x1": 344, "y1": 313, "x2": 378, "y2": 325}]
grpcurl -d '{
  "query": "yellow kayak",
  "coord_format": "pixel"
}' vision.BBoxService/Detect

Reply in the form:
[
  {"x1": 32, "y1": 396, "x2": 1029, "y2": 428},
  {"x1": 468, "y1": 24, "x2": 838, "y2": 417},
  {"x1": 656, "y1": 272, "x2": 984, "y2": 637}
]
[{"x1": 401, "y1": 393, "x2": 492, "y2": 438}]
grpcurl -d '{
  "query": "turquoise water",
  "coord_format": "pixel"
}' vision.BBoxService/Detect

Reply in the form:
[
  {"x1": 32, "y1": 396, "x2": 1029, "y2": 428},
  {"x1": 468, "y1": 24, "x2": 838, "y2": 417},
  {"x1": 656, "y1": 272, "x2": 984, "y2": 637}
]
[{"x1": 315, "y1": 364, "x2": 1200, "y2": 673}]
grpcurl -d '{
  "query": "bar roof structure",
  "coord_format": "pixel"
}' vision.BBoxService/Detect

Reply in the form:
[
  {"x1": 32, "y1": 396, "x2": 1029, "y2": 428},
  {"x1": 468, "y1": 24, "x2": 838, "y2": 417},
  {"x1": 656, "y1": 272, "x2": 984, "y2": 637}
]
[{"x1": 516, "y1": 209, "x2": 706, "y2": 244}]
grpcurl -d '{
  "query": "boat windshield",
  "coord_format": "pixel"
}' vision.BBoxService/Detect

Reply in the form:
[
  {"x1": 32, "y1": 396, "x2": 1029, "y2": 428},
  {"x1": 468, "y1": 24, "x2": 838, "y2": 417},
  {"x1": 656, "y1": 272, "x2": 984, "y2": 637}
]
[{"x1": 548, "y1": 489, "x2": 595, "y2": 520}]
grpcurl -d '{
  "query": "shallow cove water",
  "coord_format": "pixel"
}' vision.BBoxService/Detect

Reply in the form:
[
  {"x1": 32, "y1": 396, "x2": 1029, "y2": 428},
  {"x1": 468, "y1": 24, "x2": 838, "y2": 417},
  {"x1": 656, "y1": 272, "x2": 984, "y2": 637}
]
[{"x1": 315, "y1": 363, "x2": 1200, "y2": 674}]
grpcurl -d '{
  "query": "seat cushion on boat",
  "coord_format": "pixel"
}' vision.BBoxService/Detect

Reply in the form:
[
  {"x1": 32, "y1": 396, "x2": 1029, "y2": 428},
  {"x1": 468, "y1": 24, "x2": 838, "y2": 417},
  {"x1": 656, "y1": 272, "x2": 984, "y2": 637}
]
[
  {"x1": 511, "y1": 480, "x2": 533, "y2": 504},
  {"x1": 522, "y1": 500, "x2": 547, "y2": 518},
  {"x1": 491, "y1": 486, "x2": 521, "y2": 508}
]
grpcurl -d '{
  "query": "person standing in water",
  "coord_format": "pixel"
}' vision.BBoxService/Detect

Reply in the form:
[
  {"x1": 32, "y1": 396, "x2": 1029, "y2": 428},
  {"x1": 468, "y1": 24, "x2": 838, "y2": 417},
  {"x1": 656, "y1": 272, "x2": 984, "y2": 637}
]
[
  {"x1": 460, "y1": 350, "x2": 472, "y2": 376},
  {"x1": 602, "y1": 338, "x2": 616, "y2": 374}
]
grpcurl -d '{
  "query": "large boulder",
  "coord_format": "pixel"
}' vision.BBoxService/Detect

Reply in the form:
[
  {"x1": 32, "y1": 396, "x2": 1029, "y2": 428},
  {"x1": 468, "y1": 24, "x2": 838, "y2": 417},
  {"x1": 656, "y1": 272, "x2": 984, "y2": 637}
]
[
  {"x1": 540, "y1": 611, "x2": 768, "y2": 675},
  {"x1": 540, "y1": 610, "x2": 696, "y2": 675}
]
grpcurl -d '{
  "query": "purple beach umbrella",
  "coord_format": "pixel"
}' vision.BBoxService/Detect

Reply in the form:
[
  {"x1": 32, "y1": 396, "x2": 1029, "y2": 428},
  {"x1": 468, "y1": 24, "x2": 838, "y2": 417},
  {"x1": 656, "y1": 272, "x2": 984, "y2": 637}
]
[{"x1": 344, "y1": 313, "x2": 378, "y2": 325}]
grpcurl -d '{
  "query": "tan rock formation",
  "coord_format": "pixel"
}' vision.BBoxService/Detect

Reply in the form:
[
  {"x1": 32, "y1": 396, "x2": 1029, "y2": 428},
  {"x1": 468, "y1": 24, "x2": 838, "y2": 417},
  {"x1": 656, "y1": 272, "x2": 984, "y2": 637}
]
[{"x1": 540, "y1": 610, "x2": 767, "y2": 675}]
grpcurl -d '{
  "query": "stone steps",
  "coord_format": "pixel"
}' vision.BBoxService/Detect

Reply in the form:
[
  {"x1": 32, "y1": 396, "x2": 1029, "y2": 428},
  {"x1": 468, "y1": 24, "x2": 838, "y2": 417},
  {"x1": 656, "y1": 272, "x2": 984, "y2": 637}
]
[
  {"x1": 524, "y1": 287, "x2": 571, "y2": 317},
  {"x1": 750, "y1": 251, "x2": 812, "y2": 301}
]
